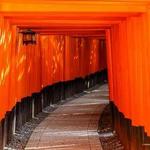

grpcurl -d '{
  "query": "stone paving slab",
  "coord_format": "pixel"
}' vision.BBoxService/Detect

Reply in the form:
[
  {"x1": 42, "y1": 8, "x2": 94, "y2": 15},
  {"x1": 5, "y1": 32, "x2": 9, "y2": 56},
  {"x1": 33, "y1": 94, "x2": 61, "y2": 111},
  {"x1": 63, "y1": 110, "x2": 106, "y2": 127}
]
[{"x1": 25, "y1": 84, "x2": 109, "y2": 150}]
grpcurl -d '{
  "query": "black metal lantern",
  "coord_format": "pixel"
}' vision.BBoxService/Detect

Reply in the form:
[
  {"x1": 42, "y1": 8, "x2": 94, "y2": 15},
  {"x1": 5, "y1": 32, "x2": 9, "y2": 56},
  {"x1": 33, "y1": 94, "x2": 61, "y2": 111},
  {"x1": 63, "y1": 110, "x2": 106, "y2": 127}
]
[{"x1": 20, "y1": 29, "x2": 36, "y2": 45}]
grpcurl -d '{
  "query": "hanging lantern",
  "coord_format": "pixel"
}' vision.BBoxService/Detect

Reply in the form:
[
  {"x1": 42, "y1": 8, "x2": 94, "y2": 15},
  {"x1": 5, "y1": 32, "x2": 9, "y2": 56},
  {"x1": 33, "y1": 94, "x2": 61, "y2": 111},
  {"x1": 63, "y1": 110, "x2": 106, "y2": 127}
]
[{"x1": 20, "y1": 29, "x2": 36, "y2": 45}]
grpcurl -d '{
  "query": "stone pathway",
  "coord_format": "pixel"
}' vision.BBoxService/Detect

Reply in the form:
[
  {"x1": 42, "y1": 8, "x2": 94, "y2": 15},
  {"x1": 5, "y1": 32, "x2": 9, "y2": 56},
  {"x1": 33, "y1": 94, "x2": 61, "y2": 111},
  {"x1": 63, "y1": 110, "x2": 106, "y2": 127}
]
[{"x1": 25, "y1": 84, "x2": 109, "y2": 150}]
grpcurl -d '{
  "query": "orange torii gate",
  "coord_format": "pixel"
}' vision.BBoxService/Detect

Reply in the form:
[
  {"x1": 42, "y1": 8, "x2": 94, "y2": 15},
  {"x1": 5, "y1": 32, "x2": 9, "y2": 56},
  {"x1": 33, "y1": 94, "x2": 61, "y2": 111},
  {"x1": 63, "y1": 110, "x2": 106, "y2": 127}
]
[{"x1": 1, "y1": 0, "x2": 150, "y2": 149}]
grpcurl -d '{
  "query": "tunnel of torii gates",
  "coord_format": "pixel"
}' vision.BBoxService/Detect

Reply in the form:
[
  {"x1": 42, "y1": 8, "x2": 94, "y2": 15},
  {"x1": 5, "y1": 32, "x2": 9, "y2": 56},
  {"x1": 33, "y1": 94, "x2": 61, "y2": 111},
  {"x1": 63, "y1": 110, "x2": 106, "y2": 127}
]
[{"x1": 1, "y1": 0, "x2": 150, "y2": 148}]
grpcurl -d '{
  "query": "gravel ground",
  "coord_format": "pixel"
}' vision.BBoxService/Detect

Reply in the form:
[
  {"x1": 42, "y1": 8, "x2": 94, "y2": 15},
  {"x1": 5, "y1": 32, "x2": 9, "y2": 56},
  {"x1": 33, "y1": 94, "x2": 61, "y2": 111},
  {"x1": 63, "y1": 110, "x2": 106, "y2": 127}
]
[
  {"x1": 5, "y1": 106, "x2": 56, "y2": 150},
  {"x1": 5, "y1": 86, "x2": 98, "y2": 150},
  {"x1": 98, "y1": 104, "x2": 125, "y2": 150},
  {"x1": 5, "y1": 84, "x2": 118, "y2": 150}
]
